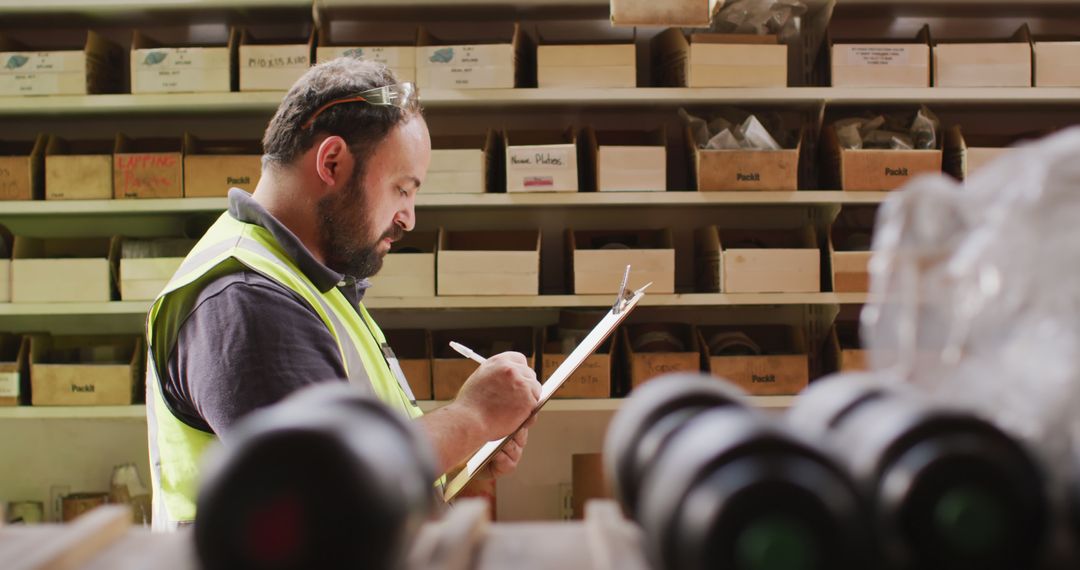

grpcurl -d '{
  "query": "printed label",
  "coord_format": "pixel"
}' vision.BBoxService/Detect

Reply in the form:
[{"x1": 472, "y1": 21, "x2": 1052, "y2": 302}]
[
  {"x1": 0, "y1": 372, "x2": 19, "y2": 398},
  {"x1": 845, "y1": 46, "x2": 913, "y2": 66},
  {"x1": 884, "y1": 166, "x2": 910, "y2": 176},
  {"x1": 736, "y1": 172, "x2": 761, "y2": 181}
]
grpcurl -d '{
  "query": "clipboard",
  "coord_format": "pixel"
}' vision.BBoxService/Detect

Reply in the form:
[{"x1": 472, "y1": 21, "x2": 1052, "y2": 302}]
[{"x1": 442, "y1": 267, "x2": 649, "y2": 501}]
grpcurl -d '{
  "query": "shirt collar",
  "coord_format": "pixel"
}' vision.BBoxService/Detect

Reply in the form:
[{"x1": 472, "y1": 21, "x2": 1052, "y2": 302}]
[{"x1": 226, "y1": 188, "x2": 372, "y2": 298}]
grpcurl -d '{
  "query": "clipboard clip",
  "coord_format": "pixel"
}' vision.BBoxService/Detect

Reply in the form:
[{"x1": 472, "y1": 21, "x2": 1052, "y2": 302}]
[{"x1": 613, "y1": 265, "x2": 652, "y2": 315}]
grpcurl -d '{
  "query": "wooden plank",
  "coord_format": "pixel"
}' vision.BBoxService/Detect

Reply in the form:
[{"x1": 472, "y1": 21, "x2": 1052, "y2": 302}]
[{"x1": 13, "y1": 505, "x2": 130, "y2": 570}]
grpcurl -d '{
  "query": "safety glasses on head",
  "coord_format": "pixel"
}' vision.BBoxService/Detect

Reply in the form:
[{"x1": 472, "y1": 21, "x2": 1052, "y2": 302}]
[{"x1": 301, "y1": 82, "x2": 419, "y2": 130}]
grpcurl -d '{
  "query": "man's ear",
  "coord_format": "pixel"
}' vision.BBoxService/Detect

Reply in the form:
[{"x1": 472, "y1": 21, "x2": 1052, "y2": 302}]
[{"x1": 314, "y1": 135, "x2": 353, "y2": 188}]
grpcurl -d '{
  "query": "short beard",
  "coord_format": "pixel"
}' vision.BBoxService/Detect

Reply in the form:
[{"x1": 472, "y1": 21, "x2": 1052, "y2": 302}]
[{"x1": 316, "y1": 172, "x2": 399, "y2": 280}]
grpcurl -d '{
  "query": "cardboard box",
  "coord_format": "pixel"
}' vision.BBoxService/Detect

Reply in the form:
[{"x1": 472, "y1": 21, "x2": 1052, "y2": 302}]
[
  {"x1": 610, "y1": 0, "x2": 720, "y2": 27},
  {"x1": 942, "y1": 125, "x2": 1026, "y2": 181},
  {"x1": 538, "y1": 42, "x2": 635, "y2": 88},
  {"x1": 0, "y1": 335, "x2": 29, "y2": 406},
  {"x1": 542, "y1": 325, "x2": 612, "y2": 399},
  {"x1": 696, "y1": 226, "x2": 820, "y2": 293},
  {"x1": 366, "y1": 231, "x2": 436, "y2": 298},
  {"x1": 568, "y1": 229, "x2": 674, "y2": 294},
  {"x1": 830, "y1": 27, "x2": 931, "y2": 88},
  {"x1": 505, "y1": 130, "x2": 579, "y2": 193},
  {"x1": 933, "y1": 25, "x2": 1032, "y2": 87},
  {"x1": 44, "y1": 136, "x2": 112, "y2": 200},
  {"x1": 0, "y1": 30, "x2": 123, "y2": 96},
  {"x1": 623, "y1": 324, "x2": 701, "y2": 389},
  {"x1": 431, "y1": 327, "x2": 536, "y2": 400},
  {"x1": 113, "y1": 134, "x2": 183, "y2": 199},
  {"x1": 829, "y1": 208, "x2": 875, "y2": 293},
  {"x1": 652, "y1": 29, "x2": 787, "y2": 88},
  {"x1": 183, "y1": 134, "x2": 261, "y2": 197},
  {"x1": 131, "y1": 29, "x2": 236, "y2": 94},
  {"x1": 700, "y1": 325, "x2": 809, "y2": 395},
  {"x1": 687, "y1": 125, "x2": 801, "y2": 192},
  {"x1": 12, "y1": 237, "x2": 115, "y2": 303},
  {"x1": 416, "y1": 23, "x2": 532, "y2": 89},
  {"x1": 29, "y1": 335, "x2": 142, "y2": 406},
  {"x1": 0, "y1": 135, "x2": 46, "y2": 201},
  {"x1": 1034, "y1": 40, "x2": 1080, "y2": 87},
  {"x1": 239, "y1": 27, "x2": 313, "y2": 92},
  {"x1": 822, "y1": 124, "x2": 943, "y2": 191},
  {"x1": 118, "y1": 237, "x2": 193, "y2": 301},
  {"x1": 383, "y1": 329, "x2": 433, "y2": 401},
  {"x1": 824, "y1": 323, "x2": 868, "y2": 373},
  {"x1": 582, "y1": 128, "x2": 665, "y2": 192},
  {"x1": 426, "y1": 132, "x2": 497, "y2": 194},
  {"x1": 437, "y1": 229, "x2": 540, "y2": 296},
  {"x1": 316, "y1": 25, "x2": 417, "y2": 83},
  {"x1": 0, "y1": 258, "x2": 9, "y2": 303},
  {"x1": 571, "y1": 453, "x2": 609, "y2": 519}
]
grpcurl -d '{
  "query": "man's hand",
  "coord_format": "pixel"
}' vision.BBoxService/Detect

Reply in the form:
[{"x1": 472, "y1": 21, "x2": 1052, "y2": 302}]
[
  {"x1": 453, "y1": 352, "x2": 540, "y2": 441},
  {"x1": 478, "y1": 414, "x2": 537, "y2": 480}
]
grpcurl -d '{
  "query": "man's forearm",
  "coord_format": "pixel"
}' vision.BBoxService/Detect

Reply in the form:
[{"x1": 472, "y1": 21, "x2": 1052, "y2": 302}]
[{"x1": 416, "y1": 402, "x2": 488, "y2": 474}]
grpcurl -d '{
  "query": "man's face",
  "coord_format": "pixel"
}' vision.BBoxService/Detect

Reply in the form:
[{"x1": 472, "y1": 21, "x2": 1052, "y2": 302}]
[{"x1": 317, "y1": 115, "x2": 431, "y2": 279}]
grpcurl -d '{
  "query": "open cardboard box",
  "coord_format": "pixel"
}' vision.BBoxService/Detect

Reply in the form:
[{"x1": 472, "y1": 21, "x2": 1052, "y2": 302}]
[
  {"x1": 687, "y1": 124, "x2": 802, "y2": 192},
  {"x1": 505, "y1": 129, "x2": 579, "y2": 193},
  {"x1": 582, "y1": 128, "x2": 665, "y2": 192},
  {"x1": 416, "y1": 23, "x2": 533, "y2": 89},
  {"x1": 383, "y1": 329, "x2": 433, "y2": 401},
  {"x1": 567, "y1": 228, "x2": 675, "y2": 294},
  {"x1": 943, "y1": 125, "x2": 1036, "y2": 181},
  {"x1": 183, "y1": 134, "x2": 261, "y2": 197},
  {"x1": 696, "y1": 226, "x2": 820, "y2": 293},
  {"x1": 571, "y1": 453, "x2": 609, "y2": 519},
  {"x1": 699, "y1": 325, "x2": 809, "y2": 395},
  {"x1": 1034, "y1": 35, "x2": 1080, "y2": 87},
  {"x1": 822, "y1": 121, "x2": 943, "y2": 191},
  {"x1": 117, "y1": 237, "x2": 194, "y2": 301},
  {"x1": 12, "y1": 236, "x2": 116, "y2": 303},
  {"x1": 537, "y1": 26, "x2": 635, "y2": 88},
  {"x1": 622, "y1": 323, "x2": 701, "y2": 390},
  {"x1": 0, "y1": 135, "x2": 46, "y2": 201},
  {"x1": 131, "y1": 29, "x2": 237, "y2": 94},
  {"x1": 367, "y1": 231, "x2": 436, "y2": 298},
  {"x1": 44, "y1": 136, "x2": 113, "y2": 200},
  {"x1": 437, "y1": 229, "x2": 540, "y2": 296},
  {"x1": 933, "y1": 25, "x2": 1032, "y2": 87},
  {"x1": 542, "y1": 325, "x2": 612, "y2": 399},
  {"x1": 0, "y1": 30, "x2": 123, "y2": 96},
  {"x1": 238, "y1": 26, "x2": 314, "y2": 92},
  {"x1": 30, "y1": 334, "x2": 143, "y2": 406},
  {"x1": 610, "y1": 0, "x2": 720, "y2": 27},
  {"x1": 316, "y1": 24, "x2": 417, "y2": 83},
  {"x1": 0, "y1": 334, "x2": 29, "y2": 406},
  {"x1": 113, "y1": 134, "x2": 183, "y2": 199},
  {"x1": 426, "y1": 131, "x2": 498, "y2": 194},
  {"x1": 431, "y1": 327, "x2": 536, "y2": 400},
  {"x1": 824, "y1": 321, "x2": 867, "y2": 373},
  {"x1": 829, "y1": 26, "x2": 931, "y2": 88},
  {"x1": 829, "y1": 207, "x2": 875, "y2": 293},
  {"x1": 652, "y1": 29, "x2": 787, "y2": 88}
]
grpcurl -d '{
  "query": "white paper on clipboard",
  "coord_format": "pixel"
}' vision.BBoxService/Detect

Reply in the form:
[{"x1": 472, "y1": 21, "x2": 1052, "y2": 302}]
[{"x1": 442, "y1": 283, "x2": 648, "y2": 501}]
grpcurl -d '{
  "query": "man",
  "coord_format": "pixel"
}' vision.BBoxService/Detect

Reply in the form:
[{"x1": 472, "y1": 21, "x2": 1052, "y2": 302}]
[{"x1": 146, "y1": 58, "x2": 540, "y2": 530}]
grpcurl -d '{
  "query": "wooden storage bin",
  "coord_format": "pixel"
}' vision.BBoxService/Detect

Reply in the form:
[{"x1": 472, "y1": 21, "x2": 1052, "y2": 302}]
[
  {"x1": 829, "y1": 207, "x2": 875, "y2": 293},
  {"x1": 437, "y1": 229, "x2": 540, "y2": 296},
  {"x1": 1034, "y1": 39, "x2": 1080, "y2": 87},
  {"x1": 130, "y1": 29, "x2": 236, "y2": 94},
  {"x1": 687, "y1": 125, "x2": 801, "y2": 192},
  {"x1": 652, "y1": 29, "x2": 787, "y2": 88},
  {"x1": 0, "y1": 334, "x2": 29, "y2": 406},
  {"x1": 696, "y1": 226, "x2": 820, "y2": 293},
  {"x1": 542, "y1": 324, "x2": 612, "y2": 399},
  {"x1": 44, "y1": 136, "x2": 113, "y2": 200},
  {"x1": 582, "y1": 128, "x2": 666, "y2": 192},
  {"x1": 366, "y1": 231, "x2": 436, "y2": 298},
  {"x1": 29, "y1": 334, "x2": 142, "y2": 406},
  {"x1": 416, "y1": 23, "x2": 532, "y2": 89},
  {"x1": 567, "y1": 229, "x2": 675, "y2": 294},
  {"x1": 822, "y1": 123, "x2": 943, "y2": 191},
  {"x1": 933, "y1": 25, "x2": 1032, "y2": 88},
  {"x1": 426, "y1": 131, "x2": 497, "y2": 194},
  {"x1": 0, "y1": 135, "x2": 46, "y2": 201},
  {"x1": 610, "y1": 0, "x2": 719, "y2": 27},
  {"x1": 505, "y1": 129, "x2": 579, "y2": 193},
  {"x1": 113, "y1": 135, "x2": 183, "y2": 199},
  {"x1": 183, "y1": 134, "x2": 261, "y2": 197},
  {"x1": 623, "y1": 323, "x2": 701, "y2": 389},
  {"x1": 0, "y1": 30, "x2": 123, "y2": 96},
  {"x1": 700, "y1": 325, "x2": 809, "y2": 395},
  {"x1": 383, "y1": 329, "x2": 433, "y2": 401},
  {"x1": 118, "y1": 237, "x2": 194, "y2": 301},
  {"x1": 537, "y1": 31, "x2": 635, "y2": 88},
  {"x1": 316, "y1": 25, "x2": 417, "y2": 83},
  {"x1": 824, "y1": 322, "x2": 868, "y2": 373},
  {"x1": 238, "y1": 26, "x2": 314, "y2": 92},
  {"x1": 431, "y1": 327, "x2": 536, "y2": 400},
  {"x1": 942, "y1": 125, "x2": 1026, "y2": 181},
  {"x1": 829, "y1": 26, "x2": 931, "y2": 88},
  {"x1": 12, "y1": 236, "x2": 115, "y2": 303}
]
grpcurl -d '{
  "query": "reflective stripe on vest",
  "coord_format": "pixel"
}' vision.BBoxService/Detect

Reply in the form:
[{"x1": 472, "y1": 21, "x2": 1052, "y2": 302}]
[{"x1": 146, "y1": 212, "x2": 422, "y2": 527}]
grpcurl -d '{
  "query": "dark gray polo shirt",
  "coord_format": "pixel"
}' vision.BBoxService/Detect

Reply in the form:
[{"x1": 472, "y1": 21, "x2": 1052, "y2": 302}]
[{"x1": 161, "y1": 189, "x2": 373, "y2": 434}]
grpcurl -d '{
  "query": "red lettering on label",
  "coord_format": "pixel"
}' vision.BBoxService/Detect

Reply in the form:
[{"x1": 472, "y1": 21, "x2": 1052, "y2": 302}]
[{"x1": 115, "y1": 153, "x2": 178, "y2": 197}]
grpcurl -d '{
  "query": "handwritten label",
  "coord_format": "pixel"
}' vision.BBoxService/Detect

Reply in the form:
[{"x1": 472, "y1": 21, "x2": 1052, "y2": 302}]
[
  {"x1": 509, "y1": 148, "x2": 570, "y2": 168},
  {"x1": 0, "y1": 372, "x2": 18, "y2": 398},
  {"x1": 115, "y1": 154, "x2": 179, "y2": 198},
  {"x1": 845, "y1": 46, "x2": 913, "y2": 66},
  {"x1": 246, "y1": 55, "x2": 308, "y2": 69},
  {"x1": 885, "y1": 167, "x2": 909, "y2": 176}
]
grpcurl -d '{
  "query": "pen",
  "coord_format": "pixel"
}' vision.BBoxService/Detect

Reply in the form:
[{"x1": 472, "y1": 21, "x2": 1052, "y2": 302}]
[{"x1": 449, "y1": 341, "x2": 487, "y2": 365}]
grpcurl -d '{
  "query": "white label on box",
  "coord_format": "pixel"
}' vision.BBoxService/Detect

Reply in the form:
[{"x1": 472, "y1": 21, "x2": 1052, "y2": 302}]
[
  {"x1": 0, "y1": 51, "x2": 85, "y2": 95},
  {"x1": 242, "y1": 48, "x2": 309, "y2": 70},
  {"x1": 509, "y1": 147, "x2": 571, "y2": 170},
  {"x1": 845, "y1": 46, "x2": 912, "y2": 66},
  {"x1": 319, "y1": 46, "x2": 413, "y2": 67},
  {"x1": 0, "y1": 372, "x2": 18, "y2": 398},
  {"x1": 2, "y1": 51, "x2": 82, "y2": 73}
]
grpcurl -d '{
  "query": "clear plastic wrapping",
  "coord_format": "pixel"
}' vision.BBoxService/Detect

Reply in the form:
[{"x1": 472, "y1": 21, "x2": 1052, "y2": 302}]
[
  {"x1": 834, "y1": 106, "x2": 939, "y2": 150},
  {"x1": 680, "y1": 108, "x2": 790, "y2": 150},
  {"x1": 712, "y1": 0, "x2": 808, "y2": 42}
]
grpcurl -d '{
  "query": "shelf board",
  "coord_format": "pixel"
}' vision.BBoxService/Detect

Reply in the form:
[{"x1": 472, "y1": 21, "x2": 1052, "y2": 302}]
[
  {"x1": 0, "y1": 405, "x2": 145, "y2": 419},
  {"x1": 3, "y1": 88, "x2": 1079, "y2": 117},
  {"x1": 419, "y1": 396, "x2": 795, "y2": 413}
]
